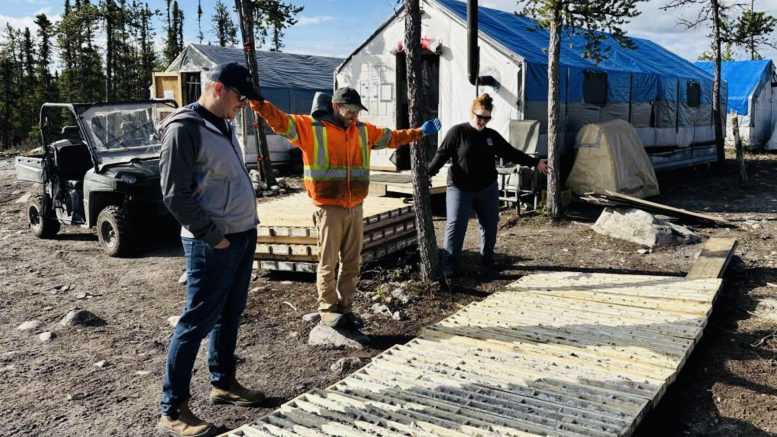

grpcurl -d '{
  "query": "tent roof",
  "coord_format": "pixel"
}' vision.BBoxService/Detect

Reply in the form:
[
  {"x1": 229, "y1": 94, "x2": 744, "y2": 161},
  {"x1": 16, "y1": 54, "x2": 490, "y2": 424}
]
[
  {"x1": 695, "y1": 60, "x2": 773, "y2": 115},
  {"x1": 433, "y1": 0, "x2": 712, "y2": 81},
  {"x1": 166, "y1": 44, "x2": 342, "y2": 90}
]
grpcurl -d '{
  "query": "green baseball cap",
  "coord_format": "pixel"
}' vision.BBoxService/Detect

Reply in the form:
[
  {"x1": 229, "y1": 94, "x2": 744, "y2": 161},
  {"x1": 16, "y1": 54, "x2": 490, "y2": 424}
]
[{"x1": 332, "y1": 87, "x2": 368, "y2": 112}]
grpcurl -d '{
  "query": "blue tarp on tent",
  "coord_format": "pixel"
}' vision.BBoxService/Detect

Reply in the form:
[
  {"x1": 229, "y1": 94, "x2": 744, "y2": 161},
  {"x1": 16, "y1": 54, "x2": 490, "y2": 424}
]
[
  {"x1": 695, "y1": 60, "x2": 772, "y2": 115},
  {"x1": 437, "y1": 0, "x2": 717, "y2": 105}
]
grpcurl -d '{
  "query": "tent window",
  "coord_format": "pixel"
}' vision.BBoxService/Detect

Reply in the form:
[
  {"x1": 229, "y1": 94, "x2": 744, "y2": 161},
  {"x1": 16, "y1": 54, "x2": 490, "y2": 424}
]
[
  {"x1": 687, "y1": 82, "x2": 701, "y2": 107},
  {"x1": 583, "y1": 71, "x2": 608, "y2": 106}
]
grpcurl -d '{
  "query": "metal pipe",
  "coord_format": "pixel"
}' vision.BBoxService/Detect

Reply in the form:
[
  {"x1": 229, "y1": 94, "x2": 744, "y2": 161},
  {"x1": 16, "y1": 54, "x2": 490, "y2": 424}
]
[{"x1": 467, "y1": 0, "x2": 478, "y2": 85}]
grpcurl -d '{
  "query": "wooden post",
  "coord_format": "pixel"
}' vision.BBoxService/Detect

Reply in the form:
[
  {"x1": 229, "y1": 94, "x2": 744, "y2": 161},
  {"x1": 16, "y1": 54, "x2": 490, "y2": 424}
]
[{"x1": 731, "y1": 111, "x2": 748, "y2": 184}]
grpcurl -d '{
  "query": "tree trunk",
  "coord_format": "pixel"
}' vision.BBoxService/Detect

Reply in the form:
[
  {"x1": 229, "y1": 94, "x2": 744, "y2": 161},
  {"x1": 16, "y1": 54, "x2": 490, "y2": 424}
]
[
  {"x1": 234, "y1": 0, "x2": 276, "y2": 186},
  {"x1": 731, "y1": 112, "x2": 748, "y2": 183},
  {"x1": 546, "y1": 2, "x2": 563, "y2": 221},
  {"x1": 105, "y1": 1, "x2": 113, "y2": 101},
  {"x1": 405, "y1": 0, "x2": 439, "y2": 282},
  {"x1": 711, "y1": 0, "x2": 725, "y2": 174}
]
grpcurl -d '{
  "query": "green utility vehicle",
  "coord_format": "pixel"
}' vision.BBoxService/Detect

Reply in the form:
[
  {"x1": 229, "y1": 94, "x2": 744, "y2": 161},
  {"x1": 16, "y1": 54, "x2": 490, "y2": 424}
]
[{"x1": 15, "y1": 100, "x2": 178, "y2": 256}]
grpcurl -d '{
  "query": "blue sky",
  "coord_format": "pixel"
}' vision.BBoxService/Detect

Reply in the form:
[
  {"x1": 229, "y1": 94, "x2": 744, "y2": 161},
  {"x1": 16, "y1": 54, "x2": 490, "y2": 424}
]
[{"x1": 1, "y1": 0, "x2": 776, "y2": 61}]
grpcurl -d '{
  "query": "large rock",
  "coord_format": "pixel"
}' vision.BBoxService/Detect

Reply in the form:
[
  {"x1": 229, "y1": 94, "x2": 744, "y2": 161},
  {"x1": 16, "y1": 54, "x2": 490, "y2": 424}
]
[
  {"x1": 16, "y1": 320, "x2": 42, "y2": 331},
  {"x1": 592, "y1": 208, "x2": 701, "y2": 248},
  {"x1": 307, "y1": 325, "x2": 367, "y2": 349},
  {"x1": 330, "y1": 357, "x2": 365, "y2": 375},
  {"x1": 60, "y1": 309, "x2": 105, "y2": 327}
]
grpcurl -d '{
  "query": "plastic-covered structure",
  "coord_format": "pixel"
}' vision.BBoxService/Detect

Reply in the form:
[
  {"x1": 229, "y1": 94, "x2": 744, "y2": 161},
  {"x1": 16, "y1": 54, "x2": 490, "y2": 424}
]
[
  {"x1": 696, "y1": 60, "x2": 776, "y2": 148},
  {"x1": 160, "y1": 44, "x2": 342, "y2": 168},
  {"x1": 565, "y1": 120, "x2": 659, "y2": 199}
]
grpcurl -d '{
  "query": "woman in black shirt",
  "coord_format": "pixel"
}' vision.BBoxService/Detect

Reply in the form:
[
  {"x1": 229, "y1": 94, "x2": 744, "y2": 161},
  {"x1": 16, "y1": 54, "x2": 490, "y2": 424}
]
[{"x1": 428, "y1": 93, "x2": 548, "y2": 277}]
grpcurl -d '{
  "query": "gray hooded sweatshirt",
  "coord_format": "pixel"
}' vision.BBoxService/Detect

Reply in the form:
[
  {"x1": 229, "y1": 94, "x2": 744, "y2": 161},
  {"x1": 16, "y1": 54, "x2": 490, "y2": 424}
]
[{"x1": 158, "y1": 104, "x2": 258, "y2": 247}]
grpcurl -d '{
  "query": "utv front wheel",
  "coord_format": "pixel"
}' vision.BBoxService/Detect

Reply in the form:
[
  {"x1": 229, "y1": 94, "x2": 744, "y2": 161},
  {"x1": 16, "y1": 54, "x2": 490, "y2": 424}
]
[
  {"x1": 27, "y1": 194, "x2": 60, "y2": 239},
  {"x1": 96, "y1": 205, "x2": 135, "y2": 257}
]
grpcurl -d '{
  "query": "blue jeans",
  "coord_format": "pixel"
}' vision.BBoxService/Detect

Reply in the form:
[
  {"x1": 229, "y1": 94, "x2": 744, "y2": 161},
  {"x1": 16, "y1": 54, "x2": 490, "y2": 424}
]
[
  {"x1": 160, "y1": 228, "x2": 257, "y2": 415},
  {"x1": 442, "y1": 181, "x2": 499, "y2": 272}
]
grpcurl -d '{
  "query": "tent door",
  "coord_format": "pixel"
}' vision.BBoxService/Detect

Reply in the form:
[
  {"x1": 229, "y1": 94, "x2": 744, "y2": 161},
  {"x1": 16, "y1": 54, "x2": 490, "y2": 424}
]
[
  {"x1": 183, "y1": 73, "x2": 202, "y2": 106},
  {"x1": 394, "y1": 52, "x2": 440, "y2": 170}
]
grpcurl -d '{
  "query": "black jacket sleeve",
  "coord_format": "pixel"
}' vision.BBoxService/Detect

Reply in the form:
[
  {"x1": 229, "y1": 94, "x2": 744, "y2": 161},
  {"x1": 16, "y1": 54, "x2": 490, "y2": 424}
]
[
  {"x1": 428, "y1": 127, "x2": 458, "y2": 177},
  {"x1": 159, "y1": 121, "x2": 224, "y2": 247},
  {"x1": 493, "y1": 132, "x2": 540, "y2": 167}
]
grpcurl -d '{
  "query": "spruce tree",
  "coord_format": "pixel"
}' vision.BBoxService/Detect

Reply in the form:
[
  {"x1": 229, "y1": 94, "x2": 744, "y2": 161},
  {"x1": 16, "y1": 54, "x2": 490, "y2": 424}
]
[{"x1": 212, "y1": 0, "x2": 239, "y2": 47}]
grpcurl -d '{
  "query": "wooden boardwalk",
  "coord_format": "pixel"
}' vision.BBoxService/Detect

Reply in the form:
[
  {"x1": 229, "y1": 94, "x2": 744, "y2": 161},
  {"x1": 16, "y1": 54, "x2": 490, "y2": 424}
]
[{"x1": 226, "y1": 240, "x2": 734, "y2": 436}]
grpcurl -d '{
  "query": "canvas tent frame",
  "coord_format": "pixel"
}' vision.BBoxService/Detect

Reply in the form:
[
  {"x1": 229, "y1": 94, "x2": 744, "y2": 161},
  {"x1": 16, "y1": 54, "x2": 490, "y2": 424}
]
[{"x1": 335, "y1": 0, "x2": 724, "y2": 172}]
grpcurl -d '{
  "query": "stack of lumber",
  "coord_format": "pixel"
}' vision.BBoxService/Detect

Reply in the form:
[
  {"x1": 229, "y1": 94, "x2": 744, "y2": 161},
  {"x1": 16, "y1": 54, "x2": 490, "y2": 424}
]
[
  {"x1": 223, "y1": 238, "x2": 735, "y2": 436},
  {"x1": 581, "y1": 190, "x2": 731, "y2": 226},
  {"x1": 256, "y1": 193, "x2": 417, "y2": 272}
]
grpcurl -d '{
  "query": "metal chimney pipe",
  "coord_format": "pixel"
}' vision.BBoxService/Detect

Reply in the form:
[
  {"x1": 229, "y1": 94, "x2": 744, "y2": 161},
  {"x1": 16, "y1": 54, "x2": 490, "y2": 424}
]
[{"x1": 467, "y1": 0, "x2": 478, "y2": 85}]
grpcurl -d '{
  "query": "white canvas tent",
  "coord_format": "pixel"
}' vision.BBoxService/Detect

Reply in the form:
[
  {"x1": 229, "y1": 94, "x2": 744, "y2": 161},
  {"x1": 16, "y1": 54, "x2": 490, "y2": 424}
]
[
  {"x1": 697, "y1": 60, "x2": 777, "y2": 148},
  {"x1": 336, "y1": 0, "x2": 723, "y2": 172},
  {"x1": 566, "y1": 120, "x2": 659, "y2": 198}
]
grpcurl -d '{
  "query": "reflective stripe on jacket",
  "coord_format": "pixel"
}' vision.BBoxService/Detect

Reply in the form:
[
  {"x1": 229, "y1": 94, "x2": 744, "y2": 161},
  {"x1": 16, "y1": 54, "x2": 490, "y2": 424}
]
[{"x1": 254, "y1": 101, "x2": 423, "y2": 208}]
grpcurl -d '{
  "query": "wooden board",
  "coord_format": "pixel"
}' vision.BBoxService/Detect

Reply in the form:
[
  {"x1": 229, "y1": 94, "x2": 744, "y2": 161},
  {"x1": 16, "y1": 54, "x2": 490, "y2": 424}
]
[
  {"x1": 686, "y1": 237, "x2": 738, "y2": 279},
  {"x1": 369, "y1": 170, "x2": 448, "y2": 196},
  {"x1": 221, "y1": 270, "x2": 723, "y2": 437},
  {"x1": 587, "y1": 190, "x2": 732, "y2": 226}
]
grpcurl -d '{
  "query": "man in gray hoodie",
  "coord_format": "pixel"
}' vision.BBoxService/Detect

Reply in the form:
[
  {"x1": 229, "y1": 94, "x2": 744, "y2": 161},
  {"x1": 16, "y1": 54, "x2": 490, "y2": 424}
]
[{"x1": 157, "y1": 62, "x2": 265, "y2": 437}]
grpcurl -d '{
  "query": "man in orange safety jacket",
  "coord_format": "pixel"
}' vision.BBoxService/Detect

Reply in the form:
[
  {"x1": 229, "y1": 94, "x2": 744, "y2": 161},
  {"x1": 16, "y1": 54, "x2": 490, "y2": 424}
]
[{"x1": 251, "y1": 87, "x2": 441, "y2": 330}]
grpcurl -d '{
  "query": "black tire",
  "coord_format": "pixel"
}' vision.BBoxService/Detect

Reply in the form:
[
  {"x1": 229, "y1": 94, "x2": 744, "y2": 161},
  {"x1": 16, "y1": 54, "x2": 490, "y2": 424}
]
[
  {"x1": 27, "y1": 194, "x2": 60, "y2": 239},
  {"x1": 96, "y1": 205, "x2": 135, "y2": 257}
]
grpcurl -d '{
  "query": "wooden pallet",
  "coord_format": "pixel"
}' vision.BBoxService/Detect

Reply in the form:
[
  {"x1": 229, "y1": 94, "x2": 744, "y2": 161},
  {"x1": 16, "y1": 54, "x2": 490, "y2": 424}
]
[
  {"x1": 257, "y1": 193, "x2": 414, "y2": 243},
  {"x1": 256, "y1": 193, "x2": 417, "y2": 271},
  {"x1": 256, "y1": 220, "x2": 417, "y2": 261},
  {"x1": 258, "y1": 234, "x2": 418, "y2": 273}
]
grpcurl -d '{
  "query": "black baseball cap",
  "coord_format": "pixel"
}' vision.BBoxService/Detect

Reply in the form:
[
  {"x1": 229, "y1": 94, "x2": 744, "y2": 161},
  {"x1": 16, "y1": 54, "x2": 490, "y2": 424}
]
[
  {"x1": 208, "y1": 62, "x2": 262, "y2": 101},
  {"x1": 332, "y1": 87, "x2": 368, "y2": 112}
]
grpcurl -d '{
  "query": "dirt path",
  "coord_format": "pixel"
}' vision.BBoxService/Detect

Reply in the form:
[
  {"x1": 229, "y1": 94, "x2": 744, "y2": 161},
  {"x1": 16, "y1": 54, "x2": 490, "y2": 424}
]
[{"x1": 1, "y1": 153, "x2": 776, "y2": 436}]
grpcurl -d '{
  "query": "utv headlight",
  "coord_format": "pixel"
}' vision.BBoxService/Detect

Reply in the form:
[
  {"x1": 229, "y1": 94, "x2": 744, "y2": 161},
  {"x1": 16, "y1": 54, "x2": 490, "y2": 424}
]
[{"x1": 118, "y1": 174, "x2": 138, "y2": 184}]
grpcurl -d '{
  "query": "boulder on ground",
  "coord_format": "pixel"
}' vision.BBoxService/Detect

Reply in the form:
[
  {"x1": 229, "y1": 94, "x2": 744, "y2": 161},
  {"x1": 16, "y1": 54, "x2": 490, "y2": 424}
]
[
  {"x1": 60, "y1": 309, "x2": 105, "y2": 327},
  {"x1": 592, "y1": 207, "x2": 700, "y2": 248},
  {"x1": 307, "y1": 324, "x2": 367, "y2": 349},
  {"x1": 330, "y1": 357, "x2": 365, "y2": 375}
]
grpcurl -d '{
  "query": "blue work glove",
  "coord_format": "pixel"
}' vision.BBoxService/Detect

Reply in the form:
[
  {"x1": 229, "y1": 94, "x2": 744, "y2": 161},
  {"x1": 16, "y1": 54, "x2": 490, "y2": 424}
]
[{"x1": 420, "y1": 118, "x2": 441, "y2": 136}]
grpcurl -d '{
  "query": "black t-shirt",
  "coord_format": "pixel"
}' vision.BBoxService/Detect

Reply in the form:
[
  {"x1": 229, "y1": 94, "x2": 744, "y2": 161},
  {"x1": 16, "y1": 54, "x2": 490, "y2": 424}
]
[
  {"x1": 190, "y1": 102, "x2": 231, "y2": 138},
  {"x1": 428, "y1": 122, "x2": 539, "y2": 191}
]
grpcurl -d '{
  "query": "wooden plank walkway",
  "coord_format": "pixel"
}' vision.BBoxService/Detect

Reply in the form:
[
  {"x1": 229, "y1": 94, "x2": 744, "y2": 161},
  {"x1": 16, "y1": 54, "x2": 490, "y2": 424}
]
[{"x1": 222, "y1": 265, "x2": 727, "y2": 436}]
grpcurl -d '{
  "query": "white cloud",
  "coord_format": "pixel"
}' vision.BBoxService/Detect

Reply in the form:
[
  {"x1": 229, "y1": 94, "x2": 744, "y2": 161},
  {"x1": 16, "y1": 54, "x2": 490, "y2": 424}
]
[
  {"x1": 296, "y1": 15, "x2": 334, "y2": 26},
  {"x1": 0, "y1": 8, "x2": 59, "y2": 34}
]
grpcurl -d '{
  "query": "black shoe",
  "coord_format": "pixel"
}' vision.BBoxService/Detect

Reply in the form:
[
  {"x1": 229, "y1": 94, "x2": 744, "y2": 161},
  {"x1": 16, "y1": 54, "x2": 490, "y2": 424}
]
[{"x1": 341, "y1": 313, "x2": 364, "y2": 330}]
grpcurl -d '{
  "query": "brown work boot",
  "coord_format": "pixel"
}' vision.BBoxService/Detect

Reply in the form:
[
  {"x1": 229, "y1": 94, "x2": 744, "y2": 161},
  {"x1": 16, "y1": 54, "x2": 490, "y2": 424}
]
[
  {"x1": 319, "y1": 311, "x2": 344, "y2": 328},
  {"x1": 210, "y1": 374, "x2": 265, "y2": 407},
  {"x1": 157, "y1": 401, "x2": 218, "y2": 437}
]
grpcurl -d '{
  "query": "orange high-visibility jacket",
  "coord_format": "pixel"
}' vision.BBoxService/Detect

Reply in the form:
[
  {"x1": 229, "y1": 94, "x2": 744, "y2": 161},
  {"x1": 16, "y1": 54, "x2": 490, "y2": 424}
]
[{"x1": 252, "y1": 101, "x2": 423, "y2": 208}]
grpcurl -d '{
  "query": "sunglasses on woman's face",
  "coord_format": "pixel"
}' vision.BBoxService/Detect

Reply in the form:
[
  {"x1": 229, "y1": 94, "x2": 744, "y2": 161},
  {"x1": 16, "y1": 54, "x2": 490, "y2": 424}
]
[{"x1": 475, "y1": 114, "x2": 492, "y2": 122}]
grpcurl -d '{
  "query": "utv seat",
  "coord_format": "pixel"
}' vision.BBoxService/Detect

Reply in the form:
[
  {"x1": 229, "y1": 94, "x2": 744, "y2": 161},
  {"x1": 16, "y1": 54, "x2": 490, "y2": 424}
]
[{"x1": 51, "y1": 139, "x2": 93, "y2": 181}]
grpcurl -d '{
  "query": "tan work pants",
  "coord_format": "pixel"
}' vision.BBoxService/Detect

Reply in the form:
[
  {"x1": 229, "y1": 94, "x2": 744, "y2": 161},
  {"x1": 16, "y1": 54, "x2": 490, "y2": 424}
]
[{"x1": 312, "y1": 204, "x2": 363, "y2": 314}]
